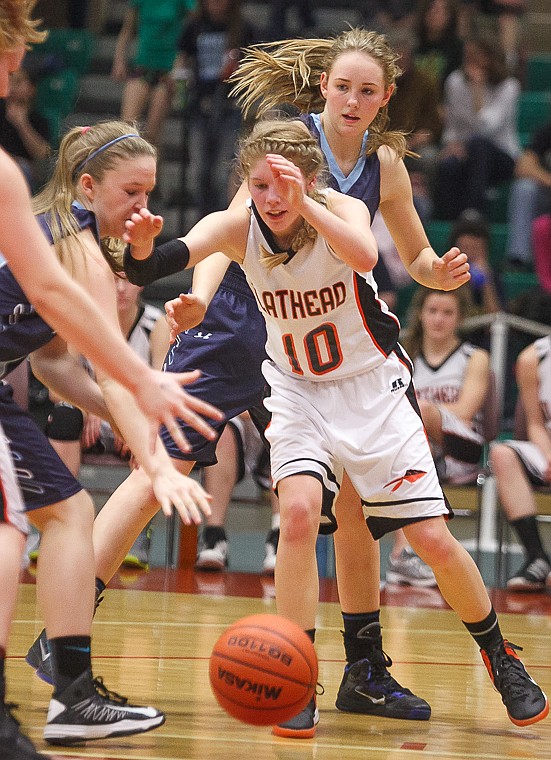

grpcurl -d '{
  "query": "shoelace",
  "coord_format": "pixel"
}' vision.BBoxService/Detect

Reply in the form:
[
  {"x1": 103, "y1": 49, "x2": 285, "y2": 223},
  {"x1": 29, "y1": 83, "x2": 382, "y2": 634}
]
[
  {"x1": 491, "y1": 642, "x2": 529, "y2": 699},
  {"x1": 93, "y1": 677, "x2": 129, "y2": 705}
]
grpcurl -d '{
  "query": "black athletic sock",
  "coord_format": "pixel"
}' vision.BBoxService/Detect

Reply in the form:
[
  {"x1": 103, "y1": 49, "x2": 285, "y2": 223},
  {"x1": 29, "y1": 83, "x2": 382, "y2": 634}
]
[
  {"x1": 464, "y1": 607, "x2": 503, "y2": 653},
  {"x1": 510, "y1": 516, "x2": 549, "y2": 563},
  {"x1": 49, "y1": 635, "x2": 92, "y2": 696},
  {"x1": 342, "y1": 610, "x2": 381, "y2": 664}
]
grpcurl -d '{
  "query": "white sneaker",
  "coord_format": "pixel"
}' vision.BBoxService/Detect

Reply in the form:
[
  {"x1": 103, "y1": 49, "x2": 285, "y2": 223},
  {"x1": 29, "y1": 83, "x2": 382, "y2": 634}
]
[
  {"x1": 386, "y1": 549, "x2": 437, "y2": 588},
  {"x1": 195, "y1": 527, "x2": 228, "y2": 571},
  {"x1": 262, "y1": 528, "x2": 279, "y2": 574}
]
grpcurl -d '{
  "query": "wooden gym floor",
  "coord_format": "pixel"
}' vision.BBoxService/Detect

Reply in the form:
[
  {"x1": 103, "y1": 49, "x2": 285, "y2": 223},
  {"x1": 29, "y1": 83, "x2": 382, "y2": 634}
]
[{"x1": 7, "y1": 568, "x2": 551, "y2": 760}]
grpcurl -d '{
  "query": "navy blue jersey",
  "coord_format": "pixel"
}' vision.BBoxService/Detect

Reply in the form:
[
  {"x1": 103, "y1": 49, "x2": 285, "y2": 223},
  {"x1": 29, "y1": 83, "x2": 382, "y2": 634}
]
[
  {"x1": 0, "y1": 203, "x2": 98, "y2": 379},
  {"x1": 160, "y1": 262, "x2": 267, "y2": 464},
  {"x1": 0, "y1": 202, "x2": 97, "y2": 509}
]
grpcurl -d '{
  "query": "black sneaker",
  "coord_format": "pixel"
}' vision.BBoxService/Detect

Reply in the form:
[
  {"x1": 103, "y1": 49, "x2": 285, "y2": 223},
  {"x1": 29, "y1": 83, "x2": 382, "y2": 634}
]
[
  {"x1": 507, "y1": 557, "x2": 551, "y2": 592},
  {"x1": 272, "y1": 697, "x2": 319, "y2": 739},
  {"x1": 44, "y1": 669, "x2": 165, "y2": 745},
  {"x1": 0, "y1": 702, "x2": 50, "y2": 759},
  {"x1": 481, "y1": 640, "x2": 549, "y2": 726},
  {"x1": 336, "y1": 653, "x2": 431, "y2": 720},
  {"x1": 25, "y1": 628, "x2": 53, "y2": 685},
  {"x1": 195, "y1": 526, "x2": 228, "y2": 571},
  {"x1": 262, "y1": 528, "x2": 279, "y2": 575}
]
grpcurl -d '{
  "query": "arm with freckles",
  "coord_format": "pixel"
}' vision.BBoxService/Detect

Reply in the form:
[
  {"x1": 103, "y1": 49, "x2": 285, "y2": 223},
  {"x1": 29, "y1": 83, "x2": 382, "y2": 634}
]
[{"x1": 378, "y1": 147, "x2": 471, "y2": 291}]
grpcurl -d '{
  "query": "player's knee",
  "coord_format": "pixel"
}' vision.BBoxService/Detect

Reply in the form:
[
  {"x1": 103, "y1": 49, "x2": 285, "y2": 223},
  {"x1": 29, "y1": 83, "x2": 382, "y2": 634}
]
[
  {"x1": 280, "y1": 498, "x2": 319, "y2": 543},
  {"x1": 489, "y1": 443, "x2": 515, "y2": 475}
]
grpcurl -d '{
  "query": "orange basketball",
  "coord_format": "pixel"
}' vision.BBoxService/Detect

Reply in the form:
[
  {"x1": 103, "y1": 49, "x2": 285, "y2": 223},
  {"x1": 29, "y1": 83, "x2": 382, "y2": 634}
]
[{"x1": 209, "y1": 613, "x2": 318, "y2": 726}]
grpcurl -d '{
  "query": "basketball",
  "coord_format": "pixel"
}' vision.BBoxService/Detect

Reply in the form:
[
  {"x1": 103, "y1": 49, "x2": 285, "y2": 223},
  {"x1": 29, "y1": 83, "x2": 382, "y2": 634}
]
[{"x1": 209, "y1": 613, "x2": 318, "y2": 726}]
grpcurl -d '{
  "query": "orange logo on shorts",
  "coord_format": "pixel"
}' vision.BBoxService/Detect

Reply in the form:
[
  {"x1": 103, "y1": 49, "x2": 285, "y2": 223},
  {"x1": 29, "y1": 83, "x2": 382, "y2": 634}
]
[{"x1": 385, "y1": 469, "x2": 427, "y2": 492}]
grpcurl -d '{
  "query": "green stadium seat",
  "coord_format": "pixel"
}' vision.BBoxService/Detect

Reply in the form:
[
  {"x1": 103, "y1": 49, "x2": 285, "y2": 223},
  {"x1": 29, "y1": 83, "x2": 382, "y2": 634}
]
[
  {"x1": 502, "y1": 270, "x2": 539, "y2": 305},
  {"x1": 35, "y1": 70, "x2": 79, "y2": 144},
  {"x1": 517, "y1": 92, "x2": 551, "y2": 135},
  {"x1": 425, "y1": 220, "x2": 452, "y2": 255},
  {"x1": 486, "y1": 183, "x2": 510, "y2": 223},
  {"x1": 525, "y1": 54, "x2": 551, "y2": 92},
  {"x1": 488, "y1": 223, "x2": 509, "y2": 268},
  {"x1": 38, "y1": 28, "x2": 95, "y2": 76}
]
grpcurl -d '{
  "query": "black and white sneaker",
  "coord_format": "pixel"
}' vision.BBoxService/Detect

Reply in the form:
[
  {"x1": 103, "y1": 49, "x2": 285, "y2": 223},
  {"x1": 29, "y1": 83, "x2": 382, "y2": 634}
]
[
  {"x1": 25, "y1": 628, "x2": 53, "y2": 685},
  {"x1": 507, "y1": 557, "x2": 551, "y2": 592},
  {"x1": 195, "y1": 526, "x2": 228, "y2": 571},
  {"x1": 0, "y1": 702, "x2": 50, "y2": 759},
  {"x1": 272, "y1": 697, "x2": 319, "y2": 739},
  {"x1": 262, "y1": 528, "x2": 279, "y2": 575},
  {"x1": 481, "y1": 640, "x2": 549, "y2": 726},
  {"x1": 44, "y1": 669, "x2": 165, "y2": 745},
  {"x1": 336, "y1": 653, "x2": 431, "y2": 720}
]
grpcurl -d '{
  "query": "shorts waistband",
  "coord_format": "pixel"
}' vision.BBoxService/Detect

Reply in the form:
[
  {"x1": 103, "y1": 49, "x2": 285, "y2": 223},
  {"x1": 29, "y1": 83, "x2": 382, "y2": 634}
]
[{"x1": 219, "y1": 268, "x2": 255, "y2": 300}]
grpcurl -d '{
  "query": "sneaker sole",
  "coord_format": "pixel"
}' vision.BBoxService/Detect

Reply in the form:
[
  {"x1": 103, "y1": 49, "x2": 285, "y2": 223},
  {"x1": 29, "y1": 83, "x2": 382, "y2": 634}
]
[
  {"x1": 385, "y1": 571, "x2": 437, "y2": 588},
  {"x1": 508, "y1": 695, "x2": 549, "y2": 727},
  {"x1": 271, "y1": 709, "x2": 319, "y2": 739},
  {"x1": 44, "y1": 714, "x2": 166, "y2": 745},
  {"x1": 25, "y1": 653, "x2": 54, "y2": 686},
  {"x1": 195, "y1": 560, "x2": 226, "y2": 571},
  {"x1": 335, "y1": 697, "x2": 431, "y2": 721},
  {"x1": 122, "y1": 555, "x2": 149, "y2": 570}
]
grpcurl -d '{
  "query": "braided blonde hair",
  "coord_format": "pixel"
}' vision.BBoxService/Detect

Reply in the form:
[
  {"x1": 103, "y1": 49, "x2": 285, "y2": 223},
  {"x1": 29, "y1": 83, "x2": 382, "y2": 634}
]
[
  {"x1": 32, "y1": 120, "x2": 157, "y2": 274},
  {"x1": 238, "y1": 119, "x2": 327, "y2": 269},
  {"x1": 229, "y1": 28, "x2": 408, "y2": 158}
]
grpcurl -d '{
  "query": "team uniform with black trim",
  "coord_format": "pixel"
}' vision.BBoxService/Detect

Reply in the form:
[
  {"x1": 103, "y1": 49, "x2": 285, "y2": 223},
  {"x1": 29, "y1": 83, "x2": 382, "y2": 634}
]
[
  {"x1": 0, "y1": 205, "x2": 95, "y2": 512},
  {"x1": 413, "y1": 342, "x2": 486, "y2": 484},
  {"x1": 242, "y1": 193, "x2": 450, "y2": 539},
  {"x1": 497, "y1": 335, "x2": 551, "y2": 484}
]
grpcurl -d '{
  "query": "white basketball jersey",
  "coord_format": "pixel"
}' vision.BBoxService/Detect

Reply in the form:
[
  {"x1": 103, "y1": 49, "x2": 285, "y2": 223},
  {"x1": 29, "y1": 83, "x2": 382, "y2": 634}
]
[
  {"x1": 127, "y1": 303, "x2": 163, "y2": 365},
  {"x1": 241, "y1": 198, "x2": 400, "y2": 381},
  {"x1": 413, "y1": 342, "x2": 483, "y2": 435},
  {"x1": 534, "y1": 335, "x2": 551, "y2": 435}
]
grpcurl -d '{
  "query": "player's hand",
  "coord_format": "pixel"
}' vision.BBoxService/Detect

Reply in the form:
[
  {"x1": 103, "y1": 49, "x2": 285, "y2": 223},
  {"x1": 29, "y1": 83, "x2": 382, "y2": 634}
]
[
  {"x1": 123, "y1": 207, "x2": 164, "y2": 249},
  {"x1": 81, "y1": 413, "x2": 102, "y2": 450},
  {"x1": 165, "y1": 293, "x2": 207, "y2": 342},
  {"x1": 137, "y1": 367, "x2": 224, "y2": 454},
  {"x1": 431, "y1": 247, "x2": 471, "y2": 291},
  {"x1": 265, "y1": 154, "x2": 307, "y2": 209},
  {"x1": 151, "y1": 465, "x2": 212, "y2": 523}
]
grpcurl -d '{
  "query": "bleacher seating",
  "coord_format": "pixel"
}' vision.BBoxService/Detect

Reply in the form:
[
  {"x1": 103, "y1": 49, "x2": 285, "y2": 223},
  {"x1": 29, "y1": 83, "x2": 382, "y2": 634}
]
[
  {"x1": 525, "y1": 53, "x2": 551, "y2": 92},
  {"x1": 38, "y1": 28, "x2": 95, "y2": 76},
  {"x1": 35, "y1": 69, "x2": 79, "y2": 144}
]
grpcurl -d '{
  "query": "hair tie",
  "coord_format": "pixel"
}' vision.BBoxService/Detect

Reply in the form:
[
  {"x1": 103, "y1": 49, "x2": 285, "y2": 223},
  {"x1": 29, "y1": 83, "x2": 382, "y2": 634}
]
[
  {"x1": 75, "y1": 133, "x2": 140, "y2": 174},
  {"x1": 81, "y1": 126, "x2": 91, "y2": 134}
]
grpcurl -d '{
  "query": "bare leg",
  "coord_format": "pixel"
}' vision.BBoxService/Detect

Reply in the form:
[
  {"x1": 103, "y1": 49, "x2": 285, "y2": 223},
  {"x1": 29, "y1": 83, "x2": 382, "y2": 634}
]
[
  {"x1": 30, "y1": 490, "x2": 95, "y2": 638},
  {"x1": 202, "y1": 425, "x2": 238, "y2": 527},
  {"x1": 491, "y1": 443, "x2": 537, "y2": 522},
  {"x1": 0, "y1": 524, "x2": 25, "y2": 647},
  {"x1": 333, "y1": 472, "x2": 380, "y2": 612},
  {"x1": 93, "y1": 458, "x2": 194, "y2": 583},
  {"x1": 144, "y1": 81, "x2": 172, "y2": 147},
  {"x1": 49, "y1": 439, "x2": 82, "y2": 478},
  {"x1": 120, "y1": 78, "x2": 151, "y2": 124},
  {"x1": 404, "y1": 517, "x2": 491, "y2": 621},
  {"x1": 275, "y1": 474, "x2": 321, "y2": 629}
]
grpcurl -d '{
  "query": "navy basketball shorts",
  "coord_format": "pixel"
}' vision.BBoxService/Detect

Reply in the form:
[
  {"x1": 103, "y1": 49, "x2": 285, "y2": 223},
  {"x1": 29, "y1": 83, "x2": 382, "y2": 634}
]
[
  {"x1": 161, "y1": 279, "x2": 268, "y2": 466},
  {"x1": 0, "y1": 382, "x2": 82, "y2": 511}
]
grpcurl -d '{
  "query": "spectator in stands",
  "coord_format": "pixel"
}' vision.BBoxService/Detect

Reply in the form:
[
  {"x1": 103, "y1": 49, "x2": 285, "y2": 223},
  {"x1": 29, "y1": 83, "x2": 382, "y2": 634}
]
[
  {"x1": 491, "y1": 335, "x2": 551, "y2": 592},
  {"x1": 361, "y1": 0, "x2": 418, "y2": 32},
  {"x1": 111, "y1": 0, "x2": 195, "y2": 146},
  {"x1": 175, "y1": 0, "x2": 256, "y2": 216},
  {"x1": 386, "y1": 28, "x2": 443, "y2": 223},
  {"x1": 0, "y1": 65, "x2": 50, "y2": 190},
  {"x1": 195, "y1": 412, "x2": 280, "y2": 574},
  {"x1": 505, "y1": 120, "x2": 551, "y2": 272},
  {"x1": 388, "y1": 284, "x2": 490, "y2": 586},
  {"x1": 434, "y1": 35, "x2": 520, "y2": 221},
  {"x1": 415, "y1": 0, "x2": 463, "y2": 92},
  {"x1": 450, "y1": 209, "x2": 504, "y2": 315},
  {"x1": 265, "y1": 0, "x2": 317, "y2": 40},
  {"x1": 458, "y1": 0, "x2": 526, "y2": 74}
]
